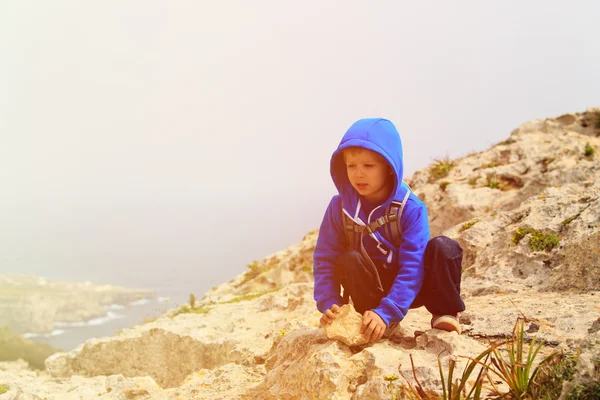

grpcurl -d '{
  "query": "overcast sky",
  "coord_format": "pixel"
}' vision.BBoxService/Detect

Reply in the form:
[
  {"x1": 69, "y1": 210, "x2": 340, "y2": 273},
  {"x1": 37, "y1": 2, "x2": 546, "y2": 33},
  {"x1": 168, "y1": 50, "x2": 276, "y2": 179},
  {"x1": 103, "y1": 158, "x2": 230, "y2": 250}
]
[{"x1": 1, "y1": 1, "x2": 598, "y2": 299}]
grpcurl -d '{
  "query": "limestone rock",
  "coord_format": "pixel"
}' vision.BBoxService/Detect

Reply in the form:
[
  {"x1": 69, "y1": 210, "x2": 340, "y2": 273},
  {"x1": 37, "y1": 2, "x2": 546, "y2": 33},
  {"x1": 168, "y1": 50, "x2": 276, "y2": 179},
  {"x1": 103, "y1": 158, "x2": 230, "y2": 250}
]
[
  {"x1": 154, "y1": 363, "x2": 263, "y2": 400},
  {"x1": 559, "y1": 334, "x2": 600, "y2": 399},
  {"x1": 200, "y1": 231, "x2": 318, "y2": 306},
  {"x1": 246, "y1": 316, "x2": 494, "y2": 399},
  {"x1": 324, "y1": 304, "x2": 369, "y2": 346},
  {"x1": 445, "y1": 180, "x2": 600, "y2": 293},
  {"x1": 246, "y1": 329, "x2": 371, "y2": 399},
  {"x1": 0, "y1": 359, "x2": 30, "y2": 372},
  {"x1": 46, "y1": 283, "x2": 319, "y2": 388},
  {"x1": 407, "y1": 107, "x2": 600, "y2": 237},
  {"x1": 0, "y1": 371, "x2": 160, "y2": 400},
  {"x1": 415, "y1": 329, "x2": 487, "y2": 357}
]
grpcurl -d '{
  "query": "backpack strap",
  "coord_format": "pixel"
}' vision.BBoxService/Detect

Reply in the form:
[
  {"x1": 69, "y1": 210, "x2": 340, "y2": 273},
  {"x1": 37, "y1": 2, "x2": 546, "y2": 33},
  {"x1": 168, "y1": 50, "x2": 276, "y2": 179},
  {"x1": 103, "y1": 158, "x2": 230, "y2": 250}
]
[
  {"x1": 386, "y1": 189, "x2": 411, "y2": 247},
  {"x1": 341, "y1": 209, "x2": 385, "y2": 294},
  {"x1": 341, "y1": 187, "x2": 412, "y2": 250},
  {"x1": 342, "y1": 210, "x2": 361, "y2": 250}
]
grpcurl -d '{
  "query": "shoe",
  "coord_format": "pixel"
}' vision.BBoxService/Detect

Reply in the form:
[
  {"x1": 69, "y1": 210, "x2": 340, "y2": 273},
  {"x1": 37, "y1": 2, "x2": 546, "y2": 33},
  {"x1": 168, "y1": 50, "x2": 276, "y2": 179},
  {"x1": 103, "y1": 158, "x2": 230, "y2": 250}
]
[{"x1": 431, "y1": 314, "x2": 461, "y2": 334}]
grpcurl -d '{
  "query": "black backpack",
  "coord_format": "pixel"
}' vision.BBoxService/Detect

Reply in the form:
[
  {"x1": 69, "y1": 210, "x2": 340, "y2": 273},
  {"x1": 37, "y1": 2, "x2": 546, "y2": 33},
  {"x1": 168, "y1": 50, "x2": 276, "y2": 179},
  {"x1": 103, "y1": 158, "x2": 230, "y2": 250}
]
[
  {"x1": 337, "y1": 188, "x2": 411, "y2": 302},
  {"x1": 341, "y1": 188, "x2": 411, "y2": 250}
]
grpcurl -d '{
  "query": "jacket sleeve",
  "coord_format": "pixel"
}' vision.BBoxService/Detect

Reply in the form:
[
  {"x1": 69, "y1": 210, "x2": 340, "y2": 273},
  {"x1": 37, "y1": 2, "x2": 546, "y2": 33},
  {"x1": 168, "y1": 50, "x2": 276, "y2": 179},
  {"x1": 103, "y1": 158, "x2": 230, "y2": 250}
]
[
  {"x1": 313, "y1": 196, "x2": 347, "y2": 313},
  {"x1": 373, "y1": 200, "x2": 430, "y2": 326}
]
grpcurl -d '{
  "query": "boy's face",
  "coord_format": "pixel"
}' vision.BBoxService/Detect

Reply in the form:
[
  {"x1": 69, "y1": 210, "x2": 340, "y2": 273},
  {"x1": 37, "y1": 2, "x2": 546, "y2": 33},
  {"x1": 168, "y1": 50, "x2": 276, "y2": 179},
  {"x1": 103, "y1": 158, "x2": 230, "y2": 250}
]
[{"x1": 343, "y1": 148, "x2": 393, "y2": 202}]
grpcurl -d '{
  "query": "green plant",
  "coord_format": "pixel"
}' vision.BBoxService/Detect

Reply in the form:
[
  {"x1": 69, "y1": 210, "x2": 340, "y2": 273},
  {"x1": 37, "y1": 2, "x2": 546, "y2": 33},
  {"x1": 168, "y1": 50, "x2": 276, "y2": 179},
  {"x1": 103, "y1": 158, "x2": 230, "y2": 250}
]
[
  {"x1": 439, "y1": 181, "x2": 450, "y2": 191},
  {"x1": 484, "y1": 174, "x2": 507, "y2": 190},
  {"x1": 486, "y1": 319, "x2": 556, "y2": 399},
  {"x1": 532, "y1": 351, "x2": 579, "y2": 399},
  {"x1": 389, "y1": 317, "x2": 592, "y2": 399},
  {"x1": 512, "y1": 227, "x2": 560, "y2": 252},
  {"x1": 384, "y1": 374, "x2": 403, "y2": 400},
  {"x1": 562, "y1": 209, "x2": 584, "y2": 226},
  {"x1": 467, "y1": 176, "x2": 480, "y2": 186},
  {"x1": 497, "y1": 138, "x2": 516, "y2": 146},
  {"x1": 0, "y1": 384, "x2": 9, "y2": 394},
  {"x1": 481, "y1": 161, "x2": 498, "y2": 169},
  {"x1": 458, "y1": 220, "x2": 479, "y2": 233},
  {"x1": 565, "y1": 382, "x2": 600, "y2": 399},
  {"x1": 142, "y1": 315, "x2": 158, "y2": 324},
  {"x1": 301, "y1": 264, "x2": 313, "y2": 273},
  {"x1": 541, "y1": 157, "x2": 555, "y2": 166},
  {"x1": 398, "y1": 350, "x2": 493, "y2": 399},
  {"x1": 240, "y1": 260, "x2": 272, "y2": 284},
  {"x1": 429, "y1": 157, "x2": 457, "y2": 183},
  {"x1": 437, "y1": 353, "x2": 491, "y2": 400},
  {"x1": 171, "y1": 305, "x2": 211, "y2": 318},
  {"x1": 189, "y1": 293, "x2": 196, "y2": 309},
  {"x1": 584, "y1": 143, "x2": 596, "y2": 158},
  {"x1": 222, "y1": 288, "x2": 280, "y2": 304}
]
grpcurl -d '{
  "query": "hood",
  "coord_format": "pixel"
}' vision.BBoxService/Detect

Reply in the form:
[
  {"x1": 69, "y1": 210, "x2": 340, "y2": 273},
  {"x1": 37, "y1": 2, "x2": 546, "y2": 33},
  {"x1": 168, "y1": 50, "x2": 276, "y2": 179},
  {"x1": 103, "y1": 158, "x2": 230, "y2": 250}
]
[{"x1": 330, "y1": 118, "x2": 406, "y2": 216}]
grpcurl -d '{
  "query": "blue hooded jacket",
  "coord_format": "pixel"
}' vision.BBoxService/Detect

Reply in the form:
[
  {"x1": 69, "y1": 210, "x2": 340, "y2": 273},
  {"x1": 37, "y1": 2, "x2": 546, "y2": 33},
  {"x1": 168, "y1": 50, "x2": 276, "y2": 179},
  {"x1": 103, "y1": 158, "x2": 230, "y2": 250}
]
[{"x1": 313, "y1": 118, "x2": 431, "y2": 326}]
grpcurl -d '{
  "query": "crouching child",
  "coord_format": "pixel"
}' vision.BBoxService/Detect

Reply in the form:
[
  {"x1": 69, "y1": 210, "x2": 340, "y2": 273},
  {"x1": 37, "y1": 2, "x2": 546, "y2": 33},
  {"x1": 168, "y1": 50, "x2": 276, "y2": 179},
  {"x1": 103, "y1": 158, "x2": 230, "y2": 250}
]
[{"x1": 313, "y1": 118, "x2": 466, "y2": 343}]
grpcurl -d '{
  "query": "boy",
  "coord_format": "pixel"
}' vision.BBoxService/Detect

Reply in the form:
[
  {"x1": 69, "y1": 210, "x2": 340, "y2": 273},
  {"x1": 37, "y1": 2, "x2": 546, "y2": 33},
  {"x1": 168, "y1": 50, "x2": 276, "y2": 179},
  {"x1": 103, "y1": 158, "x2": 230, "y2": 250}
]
[{"x1": 313, "y1": 118, "x2": 465, "y2": 343}]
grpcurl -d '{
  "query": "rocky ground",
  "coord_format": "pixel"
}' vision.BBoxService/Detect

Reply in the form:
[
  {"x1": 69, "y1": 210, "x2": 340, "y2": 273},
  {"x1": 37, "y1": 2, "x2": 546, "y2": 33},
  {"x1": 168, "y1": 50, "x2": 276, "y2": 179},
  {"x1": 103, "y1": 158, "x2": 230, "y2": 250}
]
[
  {"x1": 0, "y1": 108, "x2": 599, "y2": 399},
  {"x1": 0, "y1": 275, "x2": 156, "y2": 334}
]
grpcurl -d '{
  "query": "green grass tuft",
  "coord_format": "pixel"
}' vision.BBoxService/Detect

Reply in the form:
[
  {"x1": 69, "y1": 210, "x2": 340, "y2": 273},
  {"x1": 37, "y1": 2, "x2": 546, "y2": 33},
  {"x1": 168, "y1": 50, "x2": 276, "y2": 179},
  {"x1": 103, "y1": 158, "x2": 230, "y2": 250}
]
[
  {"x1": 565, "y1": 382, "x2": 600, "y2": 400},
  {"x1": 485, "y1": 174, "x2": 507, "y2": 190},
  {"x1": 497, "y1": 138, "x2": 516, "y2": 146},
  {"x1": 562, "y1": 209, "x2": 585, "y2": 226},
  {"x1": 468, "y1": 176, "x2": 480, "y2": 186},
  {"x1": 542, "y1": 157, "x2": 555, "y2": 166},
  {"x1": 171, "y1": 305, "x2": 211, "y2": 318},
  {"x1": 439, "y1": 181, "x2": 450, "y2": 191},
  {"x1": 481, "y1": 161, "x2": 499, "y2": 169},
  {"x1": 458, "y1": 219, "x2": 479, "y2": 233},
  {"x1": 301, "y1": 264, "x2": 313, "y2": 273},
  {"x1": 239, "y1": 260, "x2": 273, "y2": 285},
  {"x1": 584, "y1": 143, "x2": 596, "y2": 158},
  {"x1": 428, "y1": 157, "x2": 456, "y2": 183},
  {"x1": 222, "y1": 288, "x2": 280, "y2": 304},
  {"x1": 533, "y1": 351, "x2": 579, "y2": 399},
  {"x1": 486, "y1": 319, "x2": 555, "y2": 399},
  {"x1": 388, "y1": 317, "x2": 594, "y2": 400},
  {"x1": 0, "y1": 384, "x2": 9, "y2": 394},
  {"x1": 512, "y1": 227, "x2": 560, "y2": 252}
]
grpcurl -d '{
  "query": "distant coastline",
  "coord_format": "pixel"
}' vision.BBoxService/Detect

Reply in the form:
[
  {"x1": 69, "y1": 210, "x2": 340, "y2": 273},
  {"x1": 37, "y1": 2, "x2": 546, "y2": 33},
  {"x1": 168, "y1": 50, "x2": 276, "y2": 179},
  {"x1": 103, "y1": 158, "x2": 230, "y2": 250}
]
[{"x1": 0, "y1": 275, "x2": 157, "y2": 337}]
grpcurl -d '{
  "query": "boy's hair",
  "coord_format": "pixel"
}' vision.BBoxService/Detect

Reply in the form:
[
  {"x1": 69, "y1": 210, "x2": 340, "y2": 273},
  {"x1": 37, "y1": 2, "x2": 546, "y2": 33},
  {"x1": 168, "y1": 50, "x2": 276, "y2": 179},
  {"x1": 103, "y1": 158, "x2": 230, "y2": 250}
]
[
  {"x1": 342, "y1": 146, "x2": 386, "y2": 162},
  {"x1": 342, "y1": 147, "x2": 393, "y2": 177}
]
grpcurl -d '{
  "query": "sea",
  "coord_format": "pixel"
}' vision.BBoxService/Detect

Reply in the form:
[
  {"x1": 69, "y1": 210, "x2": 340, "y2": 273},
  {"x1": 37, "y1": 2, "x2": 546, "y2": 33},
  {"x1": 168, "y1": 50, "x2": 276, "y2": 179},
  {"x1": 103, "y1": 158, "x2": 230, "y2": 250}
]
[
  {"x1": 22, "y1": 297, "x2": 173, "y2": 351},
  {"x1": 6, "y1": 193, "x2": 326, "y2": 351}
]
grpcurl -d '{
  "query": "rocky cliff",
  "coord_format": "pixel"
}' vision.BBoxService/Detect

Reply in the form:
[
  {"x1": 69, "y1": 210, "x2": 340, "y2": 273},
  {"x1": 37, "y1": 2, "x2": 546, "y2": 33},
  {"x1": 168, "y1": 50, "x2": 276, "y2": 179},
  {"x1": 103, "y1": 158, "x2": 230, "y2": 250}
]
[{"x1": 0, "y1": 109, "x2": 599, "y2": 399}]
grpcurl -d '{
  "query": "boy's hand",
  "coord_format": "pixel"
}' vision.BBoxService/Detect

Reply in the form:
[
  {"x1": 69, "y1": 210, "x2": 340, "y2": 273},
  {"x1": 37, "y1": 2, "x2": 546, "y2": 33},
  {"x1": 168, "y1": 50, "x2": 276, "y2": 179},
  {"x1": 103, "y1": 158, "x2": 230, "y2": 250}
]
[
  {"x1": 361, "y1": 310, "x2": 386, "y2": 342},
  {"x1": 320, "y1": 304, "x2": 341, "y2": 325}
]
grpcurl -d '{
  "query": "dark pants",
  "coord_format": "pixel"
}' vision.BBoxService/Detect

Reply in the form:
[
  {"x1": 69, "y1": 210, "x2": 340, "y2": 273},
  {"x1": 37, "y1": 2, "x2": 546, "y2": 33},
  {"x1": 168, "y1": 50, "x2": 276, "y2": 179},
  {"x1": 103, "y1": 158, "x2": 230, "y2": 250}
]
[{"x1": 333, "y1": 236, "x2": 466, "y2": 316}]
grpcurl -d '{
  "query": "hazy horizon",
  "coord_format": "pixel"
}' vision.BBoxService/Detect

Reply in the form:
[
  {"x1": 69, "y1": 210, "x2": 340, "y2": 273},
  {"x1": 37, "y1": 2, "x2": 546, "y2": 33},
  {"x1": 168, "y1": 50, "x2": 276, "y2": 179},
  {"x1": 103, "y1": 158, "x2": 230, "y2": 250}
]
[{"x1": 1, "y1": 1, "x2": 599, "y2": 302}]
